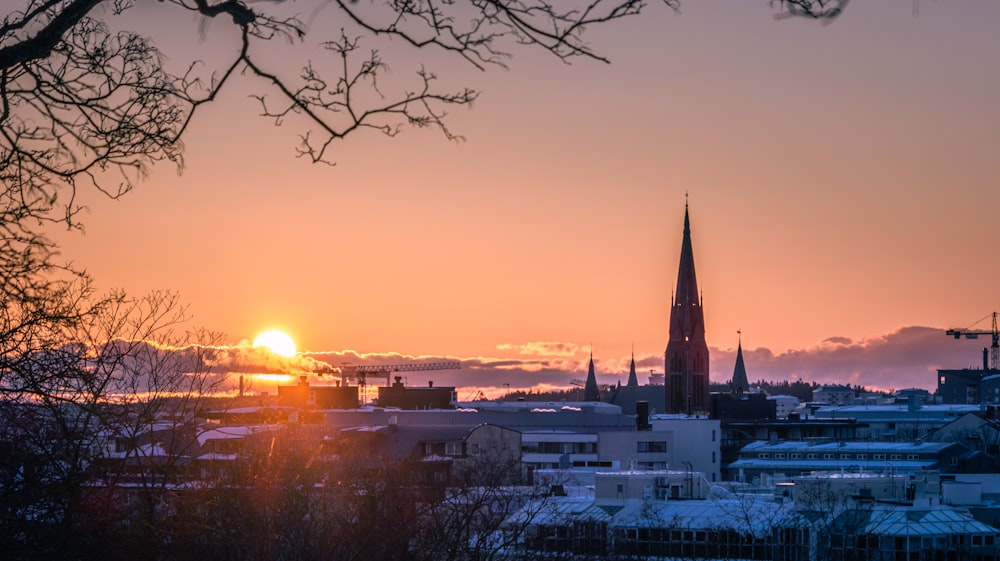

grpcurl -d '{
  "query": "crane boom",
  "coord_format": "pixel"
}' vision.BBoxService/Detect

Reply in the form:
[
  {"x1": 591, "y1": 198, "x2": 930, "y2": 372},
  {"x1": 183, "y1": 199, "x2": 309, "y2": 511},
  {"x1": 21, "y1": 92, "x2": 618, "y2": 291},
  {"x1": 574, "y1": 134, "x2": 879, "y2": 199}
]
[
  {"x1": 946, "y1": 311, "x2": 999, "y2": 370},
  {"x1": 324, "y1": 361, "x2": 461, "y2": 386}
]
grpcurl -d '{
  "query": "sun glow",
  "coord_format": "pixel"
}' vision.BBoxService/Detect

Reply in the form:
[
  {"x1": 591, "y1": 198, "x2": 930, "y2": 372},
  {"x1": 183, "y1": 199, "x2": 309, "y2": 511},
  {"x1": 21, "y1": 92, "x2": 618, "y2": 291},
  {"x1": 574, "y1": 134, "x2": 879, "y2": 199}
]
[{"x1": 253, "y1": 330, "x2": 297, "y2": 357}]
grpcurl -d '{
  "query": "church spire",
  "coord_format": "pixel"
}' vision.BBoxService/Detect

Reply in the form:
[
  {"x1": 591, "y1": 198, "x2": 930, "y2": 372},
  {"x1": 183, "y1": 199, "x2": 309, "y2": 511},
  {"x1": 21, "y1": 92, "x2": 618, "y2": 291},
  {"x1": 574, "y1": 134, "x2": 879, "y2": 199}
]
[
  {"x1": 665, "y1": 200, "x2": 710, "y2": 414},
  {"x1": 584, "y1": 349, "x2": 601, "y2": 401},
  {"x1": 731, "y1": 332, "x2": 749, "y2": 396},
  {"x1": 626, "y1": 347, "x2": 639, "y2": 387},
  {"x1": 674, "y1": 202, "x2": 700, "y2": 310}
]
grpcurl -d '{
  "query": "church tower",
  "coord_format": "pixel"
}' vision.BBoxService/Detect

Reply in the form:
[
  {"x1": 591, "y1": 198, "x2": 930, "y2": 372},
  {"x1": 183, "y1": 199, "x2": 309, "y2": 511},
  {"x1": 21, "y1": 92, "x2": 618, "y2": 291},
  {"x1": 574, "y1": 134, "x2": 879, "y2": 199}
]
[
  {"x1": 665, "y1": 202, "x2": 710, "y2": 414},
  {"x1": 583, "y1": 351, "x2": 601, "y2": 402},
  {"x1": 626, "y1": 349, "x2": 639, "y2": 388},
  {"x1": 731, "y1": 334, "x2": 750, "y2": 396}
]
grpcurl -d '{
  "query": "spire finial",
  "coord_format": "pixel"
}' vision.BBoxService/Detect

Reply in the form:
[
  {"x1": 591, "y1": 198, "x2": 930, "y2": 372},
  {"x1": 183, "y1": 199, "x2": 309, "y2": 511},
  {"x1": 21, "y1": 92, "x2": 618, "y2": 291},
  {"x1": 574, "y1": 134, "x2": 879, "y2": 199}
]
[{"x1": 737, "y1": 329, "x2": 742, "y2": 347}]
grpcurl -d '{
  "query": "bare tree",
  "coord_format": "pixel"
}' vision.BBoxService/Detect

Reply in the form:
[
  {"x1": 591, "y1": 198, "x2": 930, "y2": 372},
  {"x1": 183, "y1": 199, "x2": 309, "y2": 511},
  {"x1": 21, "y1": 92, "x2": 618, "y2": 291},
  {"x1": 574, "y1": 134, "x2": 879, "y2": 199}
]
[
  {"x1": 0, "y1": 287, "x2": 227, "y2": 559},
  {"x1": 1, "y1": 0, "x2": 847, "y2": 232}
]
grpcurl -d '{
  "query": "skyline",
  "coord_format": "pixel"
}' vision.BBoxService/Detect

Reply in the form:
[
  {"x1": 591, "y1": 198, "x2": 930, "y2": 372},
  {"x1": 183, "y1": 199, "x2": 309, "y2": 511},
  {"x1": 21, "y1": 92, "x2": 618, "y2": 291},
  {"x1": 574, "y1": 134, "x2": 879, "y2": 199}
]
[{"x1": 49, "y1": 1, "x2": 1000, "y2": 395}]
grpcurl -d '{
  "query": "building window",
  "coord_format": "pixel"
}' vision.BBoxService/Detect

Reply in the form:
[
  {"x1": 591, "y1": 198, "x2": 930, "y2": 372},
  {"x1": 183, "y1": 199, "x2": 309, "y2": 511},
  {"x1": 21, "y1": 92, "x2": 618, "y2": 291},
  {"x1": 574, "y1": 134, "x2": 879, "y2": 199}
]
[
  {"x1": 874, "y1": 454, "x2": 886, "y2": 460},
  {"x1": 774, "y1": 453, "x2": 786, "y2": 460},
  {"x1": 712, "y1": 430, "x2": 716, "y2": 442},
  {"x1": 638, "y1": 441, "x2": 667, "y2": 453},
  {"x1": 807, "y1": 453, "x2": 818, "y2": 460},
  {"x1": 791, "y1": 453, "x2": 802, "y2": 460},
  {"x1": 890, "y1": 454, "x2": 901, "y2": 460},
  {"x1": 907, "y1": 454, "x2": 918, "y2": 460},
  {"x1": 712, "y1": 451, "x2": 716, "y2": 463},
  {"x1": 840, "y1": 454, "x2": 851, "y2": 460},
  {"x1": 823, "y1": 454, "x2": 835, "y2": 460},
  {"x1": 758, "y1": 453, "x2": 770, "y2": 459},
  {"x1": 857, "y1": 454, "x2": 867, "y2": 460},
  {"x1": 445, "y1": 442, "x2": 464, "y2": 456}
]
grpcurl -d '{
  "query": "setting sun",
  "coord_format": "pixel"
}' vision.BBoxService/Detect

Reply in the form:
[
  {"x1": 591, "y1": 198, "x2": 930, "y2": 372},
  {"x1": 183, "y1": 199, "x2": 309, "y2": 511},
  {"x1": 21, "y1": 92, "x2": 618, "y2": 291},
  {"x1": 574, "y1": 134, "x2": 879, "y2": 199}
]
[{"x1": 253, "y1": 330, "x2": 297, "y2": 357}]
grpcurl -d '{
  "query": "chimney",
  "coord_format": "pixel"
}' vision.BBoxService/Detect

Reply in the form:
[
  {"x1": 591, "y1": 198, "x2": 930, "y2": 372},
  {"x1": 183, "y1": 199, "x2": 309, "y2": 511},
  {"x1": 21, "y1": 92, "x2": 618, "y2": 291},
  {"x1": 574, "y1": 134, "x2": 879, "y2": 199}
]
[
  {"x1": 428, "y1": 380, "x2": 434, "y2": 388},
  {"x1": 985, "y1": 348, "x2": 990, "y2": 371}
]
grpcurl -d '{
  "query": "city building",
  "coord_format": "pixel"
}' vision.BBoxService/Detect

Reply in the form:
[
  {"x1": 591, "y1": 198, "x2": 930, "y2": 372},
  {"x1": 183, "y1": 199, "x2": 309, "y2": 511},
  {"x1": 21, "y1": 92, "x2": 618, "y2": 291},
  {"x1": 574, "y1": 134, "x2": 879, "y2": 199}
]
[
  {"x1": 728, "y1": 440, "x2": 970, "y2": 483},
  {"x1": 377, "y1": 376, "x2": 457, "y2": 409},
  {"x1": 507, "y1": 468, "x2": 1000, "y2": 561},
  {"x1": 604, "y1": 352, "x2": 667, "y2": 415},
  {"x1": 937, "y1": 348, "x2": 1000, "y2": 405},
  {"x1": 770, "y1": 394, "x2": 801, "y2": 419},
  {"x1": 926, "y1": 408, "x2": 1000, "y2": 465},
  {"x1": 277, "y1": 375, "x2": 359, "y2": 409},
  {"x1": 813, "y1": 384, "x2": 855, "y2": 406},
  {"x1": 811, "y1": 403, "x2": 979, "y2": 441}
]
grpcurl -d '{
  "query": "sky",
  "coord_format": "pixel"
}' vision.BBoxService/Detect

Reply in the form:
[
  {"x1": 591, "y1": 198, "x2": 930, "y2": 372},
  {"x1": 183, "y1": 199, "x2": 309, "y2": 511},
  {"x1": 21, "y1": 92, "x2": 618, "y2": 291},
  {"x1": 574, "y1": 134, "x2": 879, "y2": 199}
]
[{"x1": 52, "y1": 0, "x2": 1000, "y2": 398}]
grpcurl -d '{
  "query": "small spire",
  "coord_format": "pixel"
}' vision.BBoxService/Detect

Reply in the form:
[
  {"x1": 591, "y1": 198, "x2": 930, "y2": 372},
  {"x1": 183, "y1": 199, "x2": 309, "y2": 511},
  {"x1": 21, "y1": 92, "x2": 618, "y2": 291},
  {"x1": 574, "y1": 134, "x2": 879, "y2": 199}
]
[
  {"x1": 627, "y1": 346, "x2": 639, "y2": 388},
  {"x1": 584, "y1": 349, "x2": 600, "y2": 401},
  {"x1": 731, "y1": 331, "x2": 750, "y2": 396}
]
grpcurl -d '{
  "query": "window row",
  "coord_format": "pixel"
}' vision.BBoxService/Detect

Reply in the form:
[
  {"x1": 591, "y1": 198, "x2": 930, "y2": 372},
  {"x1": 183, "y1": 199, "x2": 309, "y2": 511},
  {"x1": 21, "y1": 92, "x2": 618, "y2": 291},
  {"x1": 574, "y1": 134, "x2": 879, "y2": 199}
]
[{"x1": 756, "y1": 452, "x2": 921, "y2": 461}]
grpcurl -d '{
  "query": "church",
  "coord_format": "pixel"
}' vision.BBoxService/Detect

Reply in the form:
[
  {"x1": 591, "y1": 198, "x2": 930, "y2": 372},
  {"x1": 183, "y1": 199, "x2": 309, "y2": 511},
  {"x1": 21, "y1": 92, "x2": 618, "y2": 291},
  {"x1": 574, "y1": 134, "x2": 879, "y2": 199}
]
[{"x1": 664, "y1": 203, "x2": 711, "y2": 415}]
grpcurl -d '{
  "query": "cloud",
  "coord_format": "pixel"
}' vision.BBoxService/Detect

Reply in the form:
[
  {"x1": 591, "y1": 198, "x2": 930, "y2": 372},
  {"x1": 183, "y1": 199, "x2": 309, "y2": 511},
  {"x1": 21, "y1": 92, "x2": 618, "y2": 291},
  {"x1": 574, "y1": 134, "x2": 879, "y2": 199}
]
[
  {"x1": 496, "y1": 341, "x2": 581, "y2": 357},
  {"x1": 77, "y1": 326, "x2": 989, "y2": 399},
  {"x1": 710, "y1": 326, "x2": 989, "y2": 392},
  {"x1": 822, "y1": 336, "x2": 853, "y2": 345}
]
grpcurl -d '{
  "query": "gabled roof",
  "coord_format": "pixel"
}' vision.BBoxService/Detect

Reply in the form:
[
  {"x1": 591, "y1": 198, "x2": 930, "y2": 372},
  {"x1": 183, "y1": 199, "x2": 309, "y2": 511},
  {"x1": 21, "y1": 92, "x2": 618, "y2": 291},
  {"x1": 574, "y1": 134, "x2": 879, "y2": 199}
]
[{"x1": 378, "y1": 424, "x2": 482, "y2": 461}]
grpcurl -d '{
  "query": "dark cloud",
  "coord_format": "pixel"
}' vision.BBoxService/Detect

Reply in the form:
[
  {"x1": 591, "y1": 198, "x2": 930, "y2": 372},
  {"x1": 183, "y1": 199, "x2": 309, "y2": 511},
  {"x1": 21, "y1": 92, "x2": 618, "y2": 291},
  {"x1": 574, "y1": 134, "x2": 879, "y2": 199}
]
[
  {"x1": 85, "y1": 326, "x2": 988, "y2": 399},
  {"x1": 710, "y1": 326, "x2": 988, "y2": 391},
  {"x1": 823, "y1": 336, "x2": 853, "y2": 345}
]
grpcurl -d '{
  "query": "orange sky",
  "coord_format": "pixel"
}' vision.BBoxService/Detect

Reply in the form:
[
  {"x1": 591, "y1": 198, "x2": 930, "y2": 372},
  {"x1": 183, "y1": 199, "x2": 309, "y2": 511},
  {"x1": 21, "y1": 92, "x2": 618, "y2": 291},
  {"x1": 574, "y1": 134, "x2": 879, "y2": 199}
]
[{"x1": 53, "y1": 1, "x2": 1000, "y2": 393}]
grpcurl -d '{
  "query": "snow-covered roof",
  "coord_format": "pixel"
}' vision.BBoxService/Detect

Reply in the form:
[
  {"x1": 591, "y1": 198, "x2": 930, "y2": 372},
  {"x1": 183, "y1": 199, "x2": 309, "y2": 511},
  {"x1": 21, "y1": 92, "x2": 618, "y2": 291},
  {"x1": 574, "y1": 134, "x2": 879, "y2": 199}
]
[
  {"x1": 196, "y1": 425, "x2": 279, "y2": 446},
  {"x1": 813, "y1": 404, "x2": 979, "y2": 419},
  {"x1": 862, "y1": 505, "x2": 999, "y2": 536},
  {"x1": 515, "y1": 495, "x2": 787, "y2": 538},
  {"x1": 619, "y1": 497, "x2": 787, "y2": 537}
]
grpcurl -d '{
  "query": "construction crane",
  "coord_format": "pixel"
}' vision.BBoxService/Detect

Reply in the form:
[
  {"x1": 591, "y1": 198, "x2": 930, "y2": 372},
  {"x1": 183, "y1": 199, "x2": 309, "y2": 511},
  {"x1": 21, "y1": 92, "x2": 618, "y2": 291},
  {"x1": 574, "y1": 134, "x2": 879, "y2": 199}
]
[
  {"x1": 322, "y1": 361, "x2": 461, "y2": 387},
  {"x1": 946, "y1": 312, "x2": 999, "y2": 370},
  {"x1": 317, "y1": 360, "x2": 461, "y2": 405}
]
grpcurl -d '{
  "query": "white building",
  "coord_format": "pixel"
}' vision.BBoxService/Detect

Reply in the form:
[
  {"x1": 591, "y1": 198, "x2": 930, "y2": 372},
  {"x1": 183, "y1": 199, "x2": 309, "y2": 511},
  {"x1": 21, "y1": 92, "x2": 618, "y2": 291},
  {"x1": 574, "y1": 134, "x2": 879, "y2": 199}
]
[
  {"x1": 813, "y1": 385, "x2": 854, "y2": 406},
  {"x1": 769, "y1": 394, "x2": 801, "y2": 419},
  {"x1": 650, "y1": 414, "x2": 721, "y2": 482}
]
